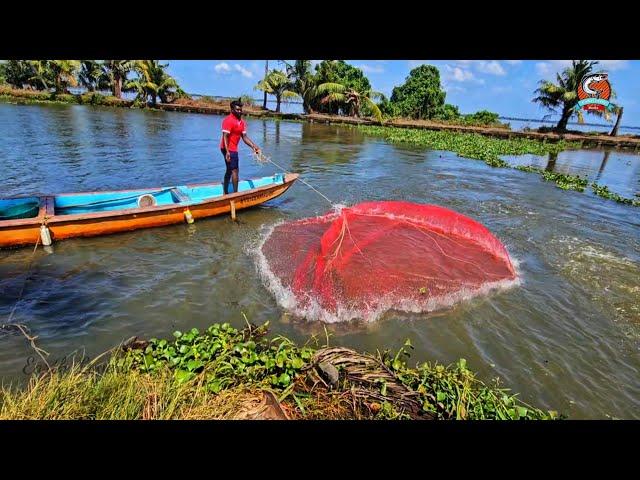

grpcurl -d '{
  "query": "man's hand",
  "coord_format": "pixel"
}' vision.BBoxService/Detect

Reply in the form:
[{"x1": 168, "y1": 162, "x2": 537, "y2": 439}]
[
  {"x1": 253, "y1": 146, "x2": 261, "y2": 155},
  {"x1": 225, "y1": 151, "x2": 231, "y2": 163}
]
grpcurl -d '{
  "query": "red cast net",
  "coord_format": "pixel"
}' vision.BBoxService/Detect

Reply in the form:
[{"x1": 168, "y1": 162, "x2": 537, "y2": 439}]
[{"x1": 260, "y1": 201, "x2": 517, "y2": 322}]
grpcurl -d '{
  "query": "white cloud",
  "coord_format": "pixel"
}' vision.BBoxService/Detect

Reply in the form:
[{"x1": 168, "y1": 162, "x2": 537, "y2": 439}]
[
  {"x1": 505, "y1": 60, "x2": 522, "y2": 65},
  {"x1": 214, "y1": 62, "x2": 231, "y2": 74},
  {"x1": 357, "y1": 63, "x2": 384, "y2": 74},
  {"x1": 444, "y1": 84, "x2": 467, "y2": 94},
  {"x1": 535, "y1": 61, "x2": 572, "y2": 77},
  {"x1": 597, "y1": 60, "x2": 629, "y2": 71},
  {"x1": 534, "y1": 59, "x2": 626, "y2": 79},
  {"x1": 535, "y1": 62, "x2": 552, "y2": 76},
  {"x1": 233, "y1": 64, "x2": 253, "y2": 78},
  {"x1": 476, "y1": 61, "x2": 506, "y2": 76},
  {"x1": 213, "y1": 62, "x2": 254, "y2": 78},
  {"x1": 442, "y1": 65, "x2": 484, "y2": 84}
]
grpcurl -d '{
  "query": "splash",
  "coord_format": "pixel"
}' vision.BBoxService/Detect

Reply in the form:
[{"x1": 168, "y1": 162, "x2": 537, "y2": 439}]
[{"x1": 256, "y1": 201, "x2": 519, "y2": 323}]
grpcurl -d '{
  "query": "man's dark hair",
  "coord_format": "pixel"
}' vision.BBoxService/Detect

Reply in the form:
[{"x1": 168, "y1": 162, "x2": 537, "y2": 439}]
[{"x1": 230, "y1": 100, "x2": 243, "y2": 109}]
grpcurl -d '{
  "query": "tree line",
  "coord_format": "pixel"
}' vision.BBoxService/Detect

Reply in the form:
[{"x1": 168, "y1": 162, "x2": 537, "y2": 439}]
[{"x1": 0, "y1": 60, "x2": 185, "y2": 106}]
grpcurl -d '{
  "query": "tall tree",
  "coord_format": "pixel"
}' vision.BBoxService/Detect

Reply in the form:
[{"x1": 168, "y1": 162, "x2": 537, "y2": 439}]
[
  {"x1": 388, "y1": 65, "x2": 446, "y2": 119},
  {"x1": 128, "y1": 60, "x2": 183, "y2": 106},
  {"x1": 255, "y1": 69, "x2": 297, "y2": 113},
  {"x1": 104, "y1": 60, "x2": 135, "y2": 98},
  {"x1": 283, "y1": 60, "x2": 317, "y2": 114},
  {"x1": 532, "y1": 60, "x2": 598, "y2": 131}
]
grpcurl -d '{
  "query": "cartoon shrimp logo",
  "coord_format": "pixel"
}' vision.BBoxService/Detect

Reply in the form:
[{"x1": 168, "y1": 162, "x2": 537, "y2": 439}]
[{"x1": 577, "y1": 73, "x2": 613, "y2": 112}]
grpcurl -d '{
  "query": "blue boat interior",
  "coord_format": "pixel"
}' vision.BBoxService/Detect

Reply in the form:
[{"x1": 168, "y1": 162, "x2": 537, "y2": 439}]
[
  {"x1": 0, "y1": 197, "x2": 40, "y2": 220},
  {"x1": 51, "y1": 174, "x2": 286, "y2": 215}
]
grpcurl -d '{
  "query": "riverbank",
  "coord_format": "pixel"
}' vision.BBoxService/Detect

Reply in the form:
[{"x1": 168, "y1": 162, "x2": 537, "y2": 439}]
[
  {"x1": 0, "y1": 321, "x2": 559, "y2": 420},
  {"x1": 2, "y1": 86, "x2": 639, "y2": 151}
]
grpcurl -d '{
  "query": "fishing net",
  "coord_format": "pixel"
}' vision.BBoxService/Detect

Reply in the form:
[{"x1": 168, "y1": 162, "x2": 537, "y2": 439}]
[
  {"x1": 252, "y1": 150, "x2": 272, "y2": 165},
  {"x1": 259, "y1": 201, "x2": 518, "y2": 323}
]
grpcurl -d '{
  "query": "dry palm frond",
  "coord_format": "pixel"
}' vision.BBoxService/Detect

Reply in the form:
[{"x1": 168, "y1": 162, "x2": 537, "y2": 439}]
[{"x1": 303, "y1": 347, "x2": 435, "y2": 420}]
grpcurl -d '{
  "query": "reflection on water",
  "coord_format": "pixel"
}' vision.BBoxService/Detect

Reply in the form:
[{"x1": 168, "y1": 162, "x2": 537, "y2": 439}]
[
  {"x1": 504, "y1": 148, "x2": 640, "y2": 199},
  {"x1": 1, "y1": 102, "x2": 639, "y2": 419}
]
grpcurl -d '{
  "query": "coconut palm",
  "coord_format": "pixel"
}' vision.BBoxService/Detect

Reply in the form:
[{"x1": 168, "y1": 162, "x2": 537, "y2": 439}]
[
  {"x1": 255, "y1": 69, "x2": 298, "y2": 112},
  {"x1": 46, "y1": 60, "x2": 81, "y2": 94},
  {"x1": 316, "y1": 82, "x2": 383, "y2": 122},
  {"x1": 127, "y1": 60, "x2": 183, "y2": 106},
  {"x1": 533, "y1": 60, "x2": 601, "y2": 131},
  {"x1": 283, "y1": 60, "x2": 318, "y2": 114},
  {"x1": 79, "y1": 60, "x2": 109, "y2": 92},
  {"x1": 28, "y1": 60, "x2": 54, "y2": 91},
  {"x1": 0, "y1": 60, "x2": 35, "y2": 89},
  {"x1": 104, "y1": 60, "x2": 135, "y2": 98},
  {"x1": 609, "y1": 106, "x2": 624, "y2": 136}
]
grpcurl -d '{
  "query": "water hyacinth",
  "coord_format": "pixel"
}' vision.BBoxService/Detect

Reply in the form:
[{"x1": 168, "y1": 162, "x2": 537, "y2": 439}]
[{"x1": 359, "y1": 126, "x2": 639, "y2": 206}]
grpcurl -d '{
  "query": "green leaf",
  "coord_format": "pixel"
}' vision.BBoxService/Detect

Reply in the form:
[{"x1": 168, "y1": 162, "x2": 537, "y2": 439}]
[
  {"x1": 175, "y1": 369, "x2": 195, "y2": 384},
  {"x1": 291, "y1": 357, "x2": 304, "y2": 369},
  {"x1": 436, "y1": 391, "x2": 446, "y2": 402},
  {"x1": 516, "y1": 406, "x2": 528, "y2": 419},
  {"x1": 186, "y1": 360, "x2": 203, "y2": 372},
  {"x1": 208, "y1": 380, "x2": 222, "y2": 394},
  {"x1": 278, "y1": 372, "x2": 291, "y2": 386}
]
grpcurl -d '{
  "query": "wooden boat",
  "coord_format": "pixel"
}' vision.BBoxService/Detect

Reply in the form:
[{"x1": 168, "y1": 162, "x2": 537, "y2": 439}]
[{"x1": 0, "y1": 173, "x2": 299, "y2": 248}]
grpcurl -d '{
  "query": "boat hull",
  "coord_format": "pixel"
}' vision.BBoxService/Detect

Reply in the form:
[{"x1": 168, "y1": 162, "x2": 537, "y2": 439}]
[{"x1": 0, "y1": 174, "x2": 298, "y2": 248}]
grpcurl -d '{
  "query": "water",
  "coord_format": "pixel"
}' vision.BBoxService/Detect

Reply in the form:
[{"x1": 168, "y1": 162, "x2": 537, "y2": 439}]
[
  {"x1": 505, "y1": 118, "x2": 640, "y2": 137},
  {"x1": 1, "y1": 102, "x2": 639, "y2": 419}
]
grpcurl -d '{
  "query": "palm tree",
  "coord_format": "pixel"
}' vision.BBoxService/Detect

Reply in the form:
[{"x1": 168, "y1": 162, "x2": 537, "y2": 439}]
[
  {"x1": 316, "y1": 82, "x2": 383, "y2": 122},
  {"x1": 128, "y1": 60, "x2": 183, "y2": 106},
  {"x1": 283, "y1": 60, "x2": 318, "y2": 114},
  {"x1": 255, "y1": 69, "x2": 298, "y2": 113},
  {"x1": 533, "y1": 60, "x2": 598, "y2": 131},
  {"x1": 78, "y1": 60, "x2": 105, "y2": 92},
  {"x1": 610, "y1": 106, "x2": 623, "y2": 136},
  {"x1": 104, "y1": 60, "x2": 135, "y2": 98},
  {"x1": 28, "y1": 60, "x2": 53, "y2": 91},
  {"x1": 47, "y1": 60, "x2": 81, "y2": 94},
  {"x1": 0, "y1": 60, "x2": 36, "y2": 89},
  {"x1": 262, "y1": 60, "x2": 268, "y2": 109}
]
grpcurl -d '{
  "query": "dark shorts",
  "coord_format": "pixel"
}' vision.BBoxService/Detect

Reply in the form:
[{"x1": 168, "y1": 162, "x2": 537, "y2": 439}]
[{"x1": 220, "y1": 148, "x2": 239, "y2": 170}]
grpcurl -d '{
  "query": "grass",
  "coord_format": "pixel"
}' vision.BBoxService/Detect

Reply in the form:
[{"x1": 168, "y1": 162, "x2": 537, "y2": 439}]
[{"x1": 0, "y1": 322, "x2": 560, "y2": 420}]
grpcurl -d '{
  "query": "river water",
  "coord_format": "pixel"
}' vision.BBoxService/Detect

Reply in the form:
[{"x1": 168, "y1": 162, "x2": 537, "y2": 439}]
[{"x1": 1, "y1": 103, "x2": 638, "y2": 419}]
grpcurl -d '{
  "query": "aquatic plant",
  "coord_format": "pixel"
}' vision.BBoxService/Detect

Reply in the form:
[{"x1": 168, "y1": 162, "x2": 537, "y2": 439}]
[{"x1": 0, "y1": 322, "x2": 559, "y2": 420}]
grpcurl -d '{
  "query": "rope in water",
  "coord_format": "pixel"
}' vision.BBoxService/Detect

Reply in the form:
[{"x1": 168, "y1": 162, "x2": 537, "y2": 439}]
[{"x1": 253, "y1": 151, "x2": 335, "y2": 206}]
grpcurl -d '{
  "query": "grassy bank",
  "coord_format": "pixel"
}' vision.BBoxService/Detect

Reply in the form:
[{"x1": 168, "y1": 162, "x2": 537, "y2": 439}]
[
  {"x1": 358, "y1": 126, "x2": 640, "y2": 207},
  {"x1": 0, "y1": 322, "x2": 559, "y2": 420},
  {"x1": 0, "y1": 85, "x2": 131, "y2": 107}
]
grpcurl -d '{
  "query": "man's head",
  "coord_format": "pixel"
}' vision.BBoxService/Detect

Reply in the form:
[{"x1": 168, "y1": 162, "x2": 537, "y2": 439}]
[{"x1": 230, "y1": 100, "x2": 243, "y2": 119}]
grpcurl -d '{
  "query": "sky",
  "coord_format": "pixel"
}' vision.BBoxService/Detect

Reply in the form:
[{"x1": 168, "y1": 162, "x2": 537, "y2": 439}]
[{"x1": 164, "y1": 60, "x2": 640, "y2": 126}]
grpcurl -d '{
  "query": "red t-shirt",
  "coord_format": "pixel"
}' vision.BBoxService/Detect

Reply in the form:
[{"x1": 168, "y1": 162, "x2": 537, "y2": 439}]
[{"x1": 219, "y1": 114, "x2": 246, "y2": 152}]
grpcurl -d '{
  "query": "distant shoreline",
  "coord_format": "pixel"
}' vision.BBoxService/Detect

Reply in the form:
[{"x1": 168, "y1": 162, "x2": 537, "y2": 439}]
[{"x1": 2, "y1": 86, "x2": 640, "y2": 151}]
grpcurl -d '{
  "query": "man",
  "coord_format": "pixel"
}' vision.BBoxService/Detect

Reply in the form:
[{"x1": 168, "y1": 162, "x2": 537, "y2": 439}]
[{"x1": 219, "y1": 100, "x2": 261, "y2": 194}]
